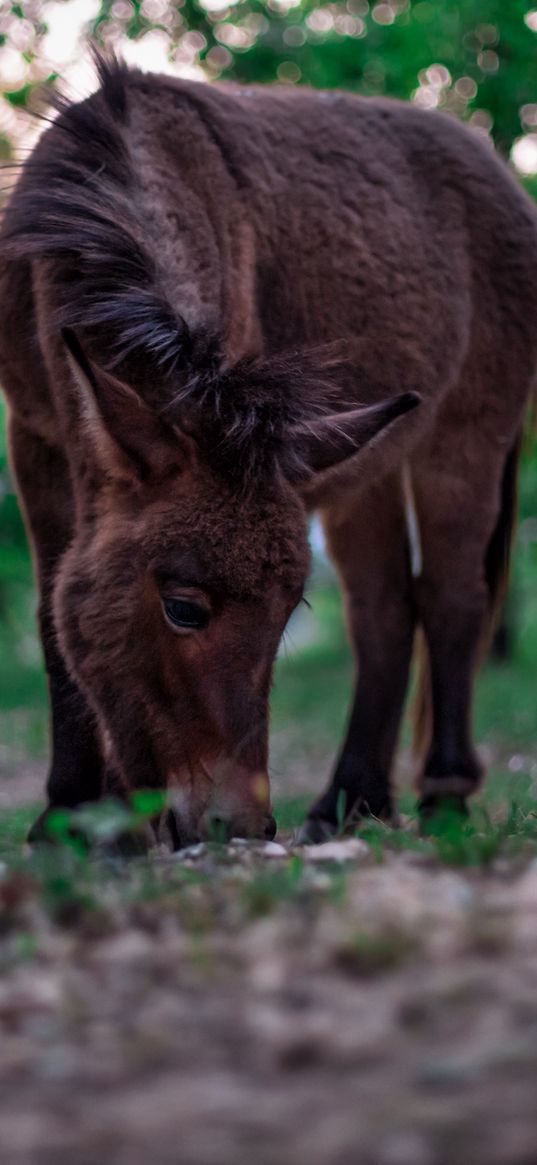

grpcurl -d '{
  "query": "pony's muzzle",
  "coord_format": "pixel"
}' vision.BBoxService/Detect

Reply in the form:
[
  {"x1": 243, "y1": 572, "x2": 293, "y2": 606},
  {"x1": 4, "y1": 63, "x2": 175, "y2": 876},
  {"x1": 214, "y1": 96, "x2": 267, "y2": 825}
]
[
  {"x1": 165, "y1": 770, "x2": 276, "y2": 849},
  {"x1": 165, "y1": 808, "x2": 276, "y2": 849}
]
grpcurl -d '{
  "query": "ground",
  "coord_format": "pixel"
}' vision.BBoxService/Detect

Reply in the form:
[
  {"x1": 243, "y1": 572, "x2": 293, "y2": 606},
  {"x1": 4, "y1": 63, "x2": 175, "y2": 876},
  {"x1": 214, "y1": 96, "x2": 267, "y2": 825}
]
[
  {"x1": 3, "y1": 825, "x2": 537, "y2": 1164},
  {"x1": 3, "y1": 474, "x2": 537, "y2": 1162}
]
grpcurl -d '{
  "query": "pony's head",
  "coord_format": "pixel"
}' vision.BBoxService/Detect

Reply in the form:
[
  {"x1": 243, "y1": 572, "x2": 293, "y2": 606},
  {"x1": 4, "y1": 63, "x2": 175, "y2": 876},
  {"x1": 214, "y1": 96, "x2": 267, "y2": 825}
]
[{"x1": 55, "y1": 331, "x2": 418, "y2": 845}]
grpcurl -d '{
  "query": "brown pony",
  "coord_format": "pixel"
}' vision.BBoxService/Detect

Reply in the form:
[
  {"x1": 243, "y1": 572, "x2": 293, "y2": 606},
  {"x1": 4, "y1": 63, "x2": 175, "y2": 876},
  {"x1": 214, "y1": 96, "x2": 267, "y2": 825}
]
[{"x1": 1, "y1": 55, "x2": 537, "y2": 846}]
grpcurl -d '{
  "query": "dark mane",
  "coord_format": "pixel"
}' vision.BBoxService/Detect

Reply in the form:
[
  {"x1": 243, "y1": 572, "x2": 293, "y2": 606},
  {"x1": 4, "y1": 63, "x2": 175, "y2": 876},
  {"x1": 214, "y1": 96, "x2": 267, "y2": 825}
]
[
  {"x1": 0, "y1": 51, "x2": 195, "y2": 379},
  {"x1": 0, "y1": 52, "x2": 345, "y2": 482}
]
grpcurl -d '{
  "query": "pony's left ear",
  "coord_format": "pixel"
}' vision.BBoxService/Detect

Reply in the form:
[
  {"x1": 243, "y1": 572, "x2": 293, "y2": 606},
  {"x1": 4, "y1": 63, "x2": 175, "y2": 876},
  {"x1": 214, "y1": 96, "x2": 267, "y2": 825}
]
[
  {"x1": 289, "y1": 392, "x2": 421, "y2": 500},
  {"x1": 62, "y1": 328, "x2": 193, "y2": 484}
]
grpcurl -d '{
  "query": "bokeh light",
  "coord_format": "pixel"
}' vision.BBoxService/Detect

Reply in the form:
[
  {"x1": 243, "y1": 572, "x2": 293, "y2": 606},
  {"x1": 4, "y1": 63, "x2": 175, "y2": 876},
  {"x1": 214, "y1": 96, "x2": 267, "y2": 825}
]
[{"x1": 0, "y1": 4, "x2": 535, "y2": 187}]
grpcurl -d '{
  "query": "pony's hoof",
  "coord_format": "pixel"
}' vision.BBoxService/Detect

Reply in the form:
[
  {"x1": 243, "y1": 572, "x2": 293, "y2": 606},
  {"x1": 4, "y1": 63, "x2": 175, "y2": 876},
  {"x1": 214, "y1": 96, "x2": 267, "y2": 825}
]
[
  {"x1": 27, "y1": 808, "x2": 60, "y2": 847},
  {"x1": 27, "y1": 807, "x2": 151, "y2": 858},
  {"x1": 26, "y1": 808, "x2": 94, "y2": 854},
  {"x1": 295, "y1": 817, "x2": 339, "y2": 845},
  {"x1": 418, "y1": 793, "x2": 469, "y2": 825},
  {"x1": 98, "y1": 832, "x2": 151, "y2": 859}
]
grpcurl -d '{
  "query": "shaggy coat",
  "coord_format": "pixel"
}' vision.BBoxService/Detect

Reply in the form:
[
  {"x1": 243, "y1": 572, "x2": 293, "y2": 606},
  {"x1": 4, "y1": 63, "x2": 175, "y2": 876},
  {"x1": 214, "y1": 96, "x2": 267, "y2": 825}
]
[{"x1": 1, "y1": 56, "x2": 537, "y2": 843}]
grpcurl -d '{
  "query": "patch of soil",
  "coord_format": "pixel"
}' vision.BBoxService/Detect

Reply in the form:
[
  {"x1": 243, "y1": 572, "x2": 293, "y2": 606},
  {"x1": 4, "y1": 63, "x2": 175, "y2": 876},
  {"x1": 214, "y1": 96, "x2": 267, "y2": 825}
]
[{"x1": 2, "y1": 840, "x2": 537, "y2": 1165}]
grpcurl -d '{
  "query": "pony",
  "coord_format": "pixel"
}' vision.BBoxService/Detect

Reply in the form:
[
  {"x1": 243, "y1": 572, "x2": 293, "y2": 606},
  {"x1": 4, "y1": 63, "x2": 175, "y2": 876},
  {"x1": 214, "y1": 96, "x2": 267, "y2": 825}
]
[{"x1": 1, "y1": 54, "x2": 536, "y2": 846}]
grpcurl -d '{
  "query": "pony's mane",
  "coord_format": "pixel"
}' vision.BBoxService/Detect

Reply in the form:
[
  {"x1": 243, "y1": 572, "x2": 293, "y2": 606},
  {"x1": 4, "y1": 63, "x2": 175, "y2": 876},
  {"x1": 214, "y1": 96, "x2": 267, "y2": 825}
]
[
  {"x1": 1, "y1": 52, "x2": 194, "y2": 378},
  {"x1": 0, "y1": 52, "x2": 345, "y2": 482}
]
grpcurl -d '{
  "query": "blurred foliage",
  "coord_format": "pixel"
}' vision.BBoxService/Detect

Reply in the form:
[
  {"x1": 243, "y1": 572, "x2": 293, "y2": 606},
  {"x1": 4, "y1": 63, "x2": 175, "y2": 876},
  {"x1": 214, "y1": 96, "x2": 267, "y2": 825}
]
[{"x1": 0, "y1": 1, "x2": 536, "y2": 165}]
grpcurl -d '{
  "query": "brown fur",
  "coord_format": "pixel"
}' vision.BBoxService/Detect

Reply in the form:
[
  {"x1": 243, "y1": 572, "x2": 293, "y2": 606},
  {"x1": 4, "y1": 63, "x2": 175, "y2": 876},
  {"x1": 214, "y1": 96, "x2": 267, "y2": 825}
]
[{"x1": 2, "y1": 56, "x2": 537, "y2": 843}]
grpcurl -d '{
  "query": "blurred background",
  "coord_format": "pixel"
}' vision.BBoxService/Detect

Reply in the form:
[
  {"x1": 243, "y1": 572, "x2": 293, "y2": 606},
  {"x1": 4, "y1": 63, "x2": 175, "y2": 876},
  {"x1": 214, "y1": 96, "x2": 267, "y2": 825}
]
[{"x1": 1, "y1": 0, "x2": 537, "y2": 819}]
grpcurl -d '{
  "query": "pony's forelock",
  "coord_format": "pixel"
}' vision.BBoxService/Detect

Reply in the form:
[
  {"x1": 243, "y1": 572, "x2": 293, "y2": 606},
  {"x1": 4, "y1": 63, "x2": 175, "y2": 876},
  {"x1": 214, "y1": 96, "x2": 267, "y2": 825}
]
[{"x1": 162, "y1": 345, "x2": 350, "y2": 483}]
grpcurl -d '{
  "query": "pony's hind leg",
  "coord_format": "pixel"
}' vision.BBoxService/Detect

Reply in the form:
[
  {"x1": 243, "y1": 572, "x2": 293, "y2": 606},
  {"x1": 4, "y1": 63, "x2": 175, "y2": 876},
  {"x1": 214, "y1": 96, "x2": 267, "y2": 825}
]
[
  {"x1": 9, "y1": 418, "x2": 104, "y2": 840},
  {"x1": 299, "y1": 474, "x2": 416, "y2": 842},
  {"x1": 414, "y1": 586, "x2": 485, "y2": 815},
  {"x1": 412, "y1": 436, "x2": 518, "y2": 816}
]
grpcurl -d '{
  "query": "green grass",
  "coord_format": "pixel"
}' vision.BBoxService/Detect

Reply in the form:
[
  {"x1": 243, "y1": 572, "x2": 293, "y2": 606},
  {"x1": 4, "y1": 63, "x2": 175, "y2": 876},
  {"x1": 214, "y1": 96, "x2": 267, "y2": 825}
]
[{"x1": 3, "y1": 554, "x2": 537, "y2": 879}]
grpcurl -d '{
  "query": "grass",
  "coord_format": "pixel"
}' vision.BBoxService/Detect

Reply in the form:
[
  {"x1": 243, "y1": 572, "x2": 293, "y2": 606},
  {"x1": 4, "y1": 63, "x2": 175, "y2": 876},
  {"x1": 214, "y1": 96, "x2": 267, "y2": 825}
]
[
  {"x1": 3, "y1": 789, "x2": 537, "y2": 979},
  {"x1": 2, "y1": 560, "x2": 537, "y2": 891}
]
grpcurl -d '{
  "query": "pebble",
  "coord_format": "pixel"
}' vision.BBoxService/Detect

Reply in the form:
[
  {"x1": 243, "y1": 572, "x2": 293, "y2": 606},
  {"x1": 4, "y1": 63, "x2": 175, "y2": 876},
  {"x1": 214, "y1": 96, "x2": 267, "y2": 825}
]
[
  {"x1": 253, "y1": 841, "x2": 289, "y2": 858},
  {"x1": 300, "y1": 838, "x2": 370, "y2": 863},
  {"x1": 0, "y1": 974, "x2": 61, "y2": 1019},
  {"x1": 174, "y1": 843, "x2": 207, "y2": 862}
]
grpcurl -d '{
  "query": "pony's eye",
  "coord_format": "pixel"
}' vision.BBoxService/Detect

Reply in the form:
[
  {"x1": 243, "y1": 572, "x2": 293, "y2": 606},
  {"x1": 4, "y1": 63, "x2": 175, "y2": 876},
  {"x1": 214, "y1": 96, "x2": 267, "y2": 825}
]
[{"x1": 163, "y1": 598, "x2": 210, "y2": 631}]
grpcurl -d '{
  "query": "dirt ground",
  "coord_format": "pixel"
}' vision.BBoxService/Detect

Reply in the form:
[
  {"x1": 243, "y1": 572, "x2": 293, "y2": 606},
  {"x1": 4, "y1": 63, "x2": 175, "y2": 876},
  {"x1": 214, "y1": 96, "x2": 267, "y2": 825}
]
[{"x1": 2, "y1": 797, "x2": 537, "y2": 1165}]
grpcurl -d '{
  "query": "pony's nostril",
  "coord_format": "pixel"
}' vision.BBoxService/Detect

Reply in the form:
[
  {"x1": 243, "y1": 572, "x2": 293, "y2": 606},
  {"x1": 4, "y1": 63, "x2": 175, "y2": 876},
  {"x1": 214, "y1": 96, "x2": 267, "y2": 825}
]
[
  {"x1": 264, "y1": 815, "x2": 277, "y2": 840},
  {"x1": 207, "y1": 815, "x2": 232, "y2": 843},
  {"x1": 206, "y1": 814, "x2": 276, "y2": 842},
  {"x1": 166, "y1": 809, "x2": 182, "y2": 851}
]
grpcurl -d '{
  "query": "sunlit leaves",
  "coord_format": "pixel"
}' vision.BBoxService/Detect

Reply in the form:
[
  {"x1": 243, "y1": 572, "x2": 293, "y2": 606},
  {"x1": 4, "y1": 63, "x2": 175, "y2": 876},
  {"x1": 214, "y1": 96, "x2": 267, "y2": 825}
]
[{"x1": 1, "y1": 2, "x2": 537, "y2": 164}]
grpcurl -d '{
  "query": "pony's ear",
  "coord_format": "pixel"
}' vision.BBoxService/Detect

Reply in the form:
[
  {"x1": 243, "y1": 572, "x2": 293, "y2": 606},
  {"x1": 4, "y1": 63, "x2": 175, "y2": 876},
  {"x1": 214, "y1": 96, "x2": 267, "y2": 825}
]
[
  {"x1": 289, "y1": 392, "x2": 421, "y2": 500},
  {"x1": 62, "y1": 328, "x2": 191, "y2": 483}
]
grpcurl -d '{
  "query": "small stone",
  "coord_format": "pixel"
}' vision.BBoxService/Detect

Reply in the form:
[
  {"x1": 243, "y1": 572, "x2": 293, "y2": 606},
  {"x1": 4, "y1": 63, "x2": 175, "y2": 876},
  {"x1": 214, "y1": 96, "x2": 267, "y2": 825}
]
[
  {"x1": 300, "y1": 838, "x2": 370, "y2": 863},
  {"x1": 92, "y1": 930, "x2": 154, "y2": 966},
  {"x1": 254, "y1": 841, "x2": 289, "y2": 858},
  {"x1": 0, "y1": 973, "x2": 61, "y2": 1020},
  {"x1": 174, "y1": 843, "x2": 207, "y2": 861}
]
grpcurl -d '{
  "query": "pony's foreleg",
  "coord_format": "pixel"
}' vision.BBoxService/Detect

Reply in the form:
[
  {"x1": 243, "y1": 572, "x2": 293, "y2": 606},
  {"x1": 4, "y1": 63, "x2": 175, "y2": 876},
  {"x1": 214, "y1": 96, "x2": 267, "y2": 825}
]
[
  {"x1": 9, "y1": 418, "x2": 104, "y2": 839},
  {"x1": 298, "y1": 473, "x2": 416, "y2": 842}
]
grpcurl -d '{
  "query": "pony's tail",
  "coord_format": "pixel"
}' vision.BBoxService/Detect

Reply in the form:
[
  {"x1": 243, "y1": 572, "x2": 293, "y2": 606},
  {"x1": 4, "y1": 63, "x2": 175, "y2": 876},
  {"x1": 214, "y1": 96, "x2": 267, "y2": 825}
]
[
  {"x1": 412, "y1": 629, "x2": 430, "y2": 761},
  {"x1": 412, "y1": 429, "x2": 523, "y2": 759},
  {"x1": 483, "y1": 431, "x2": 523, "y2": 637}
]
